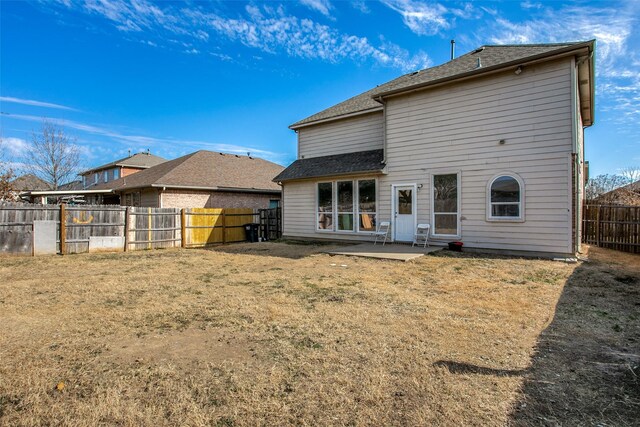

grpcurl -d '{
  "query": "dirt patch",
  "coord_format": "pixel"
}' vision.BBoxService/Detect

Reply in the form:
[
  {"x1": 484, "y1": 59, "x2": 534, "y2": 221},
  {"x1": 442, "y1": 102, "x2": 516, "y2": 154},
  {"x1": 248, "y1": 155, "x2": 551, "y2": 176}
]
[{"x1": 105, "y1": 328, "x2": 253, "y2": 367}]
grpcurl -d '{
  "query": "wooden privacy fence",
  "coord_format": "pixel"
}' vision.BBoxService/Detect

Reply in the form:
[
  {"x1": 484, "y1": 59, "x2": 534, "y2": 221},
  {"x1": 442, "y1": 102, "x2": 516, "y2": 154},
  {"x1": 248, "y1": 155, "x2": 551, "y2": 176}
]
[
  {"x1": 582, "y1": 204, "x2": 640, "y2": 254},
  {"x1": 0, "y1": 203, "x2": 282, "y2": 256}
]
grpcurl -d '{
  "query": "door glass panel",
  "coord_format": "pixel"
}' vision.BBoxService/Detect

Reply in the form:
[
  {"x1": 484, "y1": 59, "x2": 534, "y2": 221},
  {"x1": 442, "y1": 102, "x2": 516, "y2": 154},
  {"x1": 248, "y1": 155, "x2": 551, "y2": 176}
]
[
  {"x1": 318, "y1": 214, "x2": 333, "y2": 230},
  {"x1": 358, "y1": 180, "x2": 376, "y2": 212},
  {"x1": 359, "y1": 214, "x2": 376, "y2": 231},
  {"x1": 397, "y1": 189, "x2": 412, "y2": 214},
  {"x1": 317, "y1": 183, "x2": 332, "y2": 212},
  {"x1": 338, "y1": 214, "x2": 353, "y2": 231},
  {"x1": 337, "y1": 181, "x2": 353, "y2": 212}
]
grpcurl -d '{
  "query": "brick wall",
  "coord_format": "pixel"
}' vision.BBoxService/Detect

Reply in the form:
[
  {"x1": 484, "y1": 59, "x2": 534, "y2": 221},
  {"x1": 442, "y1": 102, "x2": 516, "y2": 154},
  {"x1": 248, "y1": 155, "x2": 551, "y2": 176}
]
[
  {"x1": 121, "y1": 167, "x2": 143, "y2": 177},
  {"x1": 160, "y1": 189, "x2": 280, "y2": 209}
]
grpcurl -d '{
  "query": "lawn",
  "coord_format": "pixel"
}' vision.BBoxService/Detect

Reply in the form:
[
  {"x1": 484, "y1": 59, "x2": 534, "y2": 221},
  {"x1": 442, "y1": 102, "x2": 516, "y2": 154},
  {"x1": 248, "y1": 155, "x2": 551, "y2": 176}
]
[{"x1": 0, "y1": 242, "x2": 638, "y2": 426}]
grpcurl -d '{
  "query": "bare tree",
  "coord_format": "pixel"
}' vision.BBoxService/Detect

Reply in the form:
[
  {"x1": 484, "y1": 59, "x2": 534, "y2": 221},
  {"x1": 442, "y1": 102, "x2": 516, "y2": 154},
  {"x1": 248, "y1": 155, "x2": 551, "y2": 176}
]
[
  {"x1": 585, "y1": 174, "x2": 630, "y2": 201},
  {"x1": 0, "y1": 137, "x2": 16, "y2": 201},
  {"x1": 27, "y1": 120, "x2": 81, "y2": 190},
  {"x1": 620, "y1": 166, "x2": 640, "y2": 183}
]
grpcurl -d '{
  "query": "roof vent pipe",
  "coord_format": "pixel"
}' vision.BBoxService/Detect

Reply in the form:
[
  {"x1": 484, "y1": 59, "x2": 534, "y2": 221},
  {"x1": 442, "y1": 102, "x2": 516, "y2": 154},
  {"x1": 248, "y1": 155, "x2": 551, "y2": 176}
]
[
  {"x1": 450, "y1": 39, "x2": 455, "y2": 60},
  {"x1": 476, "y1": 57, "x2": 482, "y2": 68}
]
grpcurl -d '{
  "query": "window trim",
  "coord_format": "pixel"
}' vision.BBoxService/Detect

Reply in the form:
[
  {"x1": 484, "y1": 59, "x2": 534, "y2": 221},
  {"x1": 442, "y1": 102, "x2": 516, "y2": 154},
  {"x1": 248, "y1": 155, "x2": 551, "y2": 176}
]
[
  {"x1": 430, "y1": 171, "x2": 461, "y2": 238},
  {"x1": 315, "y1": 178, "x2": 378, "y2": 234},
  {"x1": 316, "y1": 181, "x2": 334, "y2": 232},
  {"x1": 486, "y1": 172, "x2": 525, "y2": 222}
]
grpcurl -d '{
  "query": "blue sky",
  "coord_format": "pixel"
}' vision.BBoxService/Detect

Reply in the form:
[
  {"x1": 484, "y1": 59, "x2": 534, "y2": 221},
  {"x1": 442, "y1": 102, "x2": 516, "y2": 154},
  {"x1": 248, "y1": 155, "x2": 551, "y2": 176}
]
[{"x1": 1, "y1": 0, "x2": 639, "y2": 177}]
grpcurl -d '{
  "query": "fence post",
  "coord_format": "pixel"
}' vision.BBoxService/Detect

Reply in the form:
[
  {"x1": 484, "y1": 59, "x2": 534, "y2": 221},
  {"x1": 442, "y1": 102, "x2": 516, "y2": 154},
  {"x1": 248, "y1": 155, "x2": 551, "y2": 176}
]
[
  {"x1": 596, "y1": 205, "x2": 601, "y2": 247},
  {"x1": 181, "y1": 208, "x2": 186, "y2": 248},
  {"x1": 222, "y1": 210, "x2": 226, "y2": 244},
  {"x1": 59, "y1": 204, "x2": 66, "y2": 255},
  {"x1": 124, "y1": 207, "x2": 130, "y2": 252}
]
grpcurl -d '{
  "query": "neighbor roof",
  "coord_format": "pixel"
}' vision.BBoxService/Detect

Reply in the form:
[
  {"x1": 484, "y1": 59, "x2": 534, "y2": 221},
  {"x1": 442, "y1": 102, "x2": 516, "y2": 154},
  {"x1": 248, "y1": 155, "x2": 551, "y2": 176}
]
[
  {"x1": 273, "y1": 149, "x2": 385, "y2": 182},
  {"x1": 93, "y1": 150, "x2": 284, "y2": 192},
  {"x1": 10, "y1": 174, "x2": 51, "y2": 191},
  {"x1": 291, "y1": 41, "x2": 595, "y2": 129},
  {"x1": 80, "y1": 152, "x2": 167, "y2": 175}
]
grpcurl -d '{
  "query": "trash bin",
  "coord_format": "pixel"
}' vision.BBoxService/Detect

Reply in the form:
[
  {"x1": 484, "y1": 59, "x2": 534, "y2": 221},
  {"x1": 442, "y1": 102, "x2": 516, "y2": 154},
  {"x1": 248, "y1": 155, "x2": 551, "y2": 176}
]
[
  {"x1": 448, "y1": 241, "x2": 463, "y2": 252},
  {"x1": 243, "y1": 223, "x2": 260, "y2": 243}
]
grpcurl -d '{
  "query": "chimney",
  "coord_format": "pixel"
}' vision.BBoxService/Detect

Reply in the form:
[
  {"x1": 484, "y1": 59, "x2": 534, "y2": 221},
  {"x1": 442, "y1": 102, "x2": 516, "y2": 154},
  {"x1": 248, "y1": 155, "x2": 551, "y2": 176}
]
[{"x1": 450, "y1": 39, "x2": 455, "y2": 60}]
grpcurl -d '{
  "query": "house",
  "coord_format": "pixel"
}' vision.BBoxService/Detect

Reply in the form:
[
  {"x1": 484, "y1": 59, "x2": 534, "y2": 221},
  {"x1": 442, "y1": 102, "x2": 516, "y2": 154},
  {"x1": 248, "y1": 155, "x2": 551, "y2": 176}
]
[
  {"x1": 80, "y1": 150, "x2": 166, "y2": 189},
  {"x1": 92, "y1": 150, "x2": 284, "y2": 209},
  {"x1": 593, "y1": 180, "x2": 640, "y2": 206},
  {"x1": 274, "y1": 41, "x2": 595, "y2": 257},
  {"x1": 11, "y1": 174, "x2": 51, "y2": 192}
]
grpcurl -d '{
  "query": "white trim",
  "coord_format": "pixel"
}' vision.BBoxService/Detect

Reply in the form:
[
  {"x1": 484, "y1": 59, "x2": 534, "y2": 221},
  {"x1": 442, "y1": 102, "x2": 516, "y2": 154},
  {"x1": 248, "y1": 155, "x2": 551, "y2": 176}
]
[
  {"x1": 315, "y1": 178, "x2": 379, "y2": 234},
  {"x1": 316, "y1": 181, "x2": 334, "y2": 232},
  {"x1": 485, "y1": 172, "x2": 526, "y2": 222},
  {"x1": 430, "y1": 171, "x2": 461, "y2": 238},
  {"x1": 289, "y1": 107, "x2": 383, "y2": 130},
  {"x1": 390, "y1": 183, "x2": 418, "y2": 242}
]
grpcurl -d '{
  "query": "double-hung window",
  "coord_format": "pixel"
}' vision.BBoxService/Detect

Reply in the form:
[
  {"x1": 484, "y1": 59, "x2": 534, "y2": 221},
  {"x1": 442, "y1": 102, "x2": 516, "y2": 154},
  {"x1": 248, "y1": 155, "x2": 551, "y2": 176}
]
[{"x1": 316, "y1": 179, "x2": 377, "y2": 233}]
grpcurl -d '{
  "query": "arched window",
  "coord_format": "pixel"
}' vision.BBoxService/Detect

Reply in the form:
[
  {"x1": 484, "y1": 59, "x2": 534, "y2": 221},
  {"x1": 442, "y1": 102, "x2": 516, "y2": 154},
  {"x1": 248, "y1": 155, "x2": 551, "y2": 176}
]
[{"x1": 488, "y1": 174, "x2": 524, "y2": 220}]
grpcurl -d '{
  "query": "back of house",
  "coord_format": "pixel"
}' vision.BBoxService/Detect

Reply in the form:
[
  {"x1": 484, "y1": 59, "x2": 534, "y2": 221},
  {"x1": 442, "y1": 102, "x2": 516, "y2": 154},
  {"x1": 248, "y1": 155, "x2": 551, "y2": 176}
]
[{"x1": 275, "y1": 41, "x2": 595, "y2": 257}]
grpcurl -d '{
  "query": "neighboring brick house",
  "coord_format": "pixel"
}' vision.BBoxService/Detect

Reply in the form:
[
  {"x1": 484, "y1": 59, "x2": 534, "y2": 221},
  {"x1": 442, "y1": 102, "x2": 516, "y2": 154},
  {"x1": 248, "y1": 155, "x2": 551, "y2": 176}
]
[
  {"x1": 92, "y1": 150, "x2": 284, "y2": 209},
  {"x1": 80, "y1": 151, "x2": 167, "y2": 189}
]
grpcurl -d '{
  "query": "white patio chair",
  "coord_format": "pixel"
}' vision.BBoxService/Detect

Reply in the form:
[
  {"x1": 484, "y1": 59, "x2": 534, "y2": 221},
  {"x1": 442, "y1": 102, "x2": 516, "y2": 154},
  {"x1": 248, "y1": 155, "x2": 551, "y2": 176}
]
[
  {"x1": 412, "y1": 224, "x2": 431, "y2": 248},
  {"x1": 373, "y1": 221, "x2": 391, "y2": 246}
]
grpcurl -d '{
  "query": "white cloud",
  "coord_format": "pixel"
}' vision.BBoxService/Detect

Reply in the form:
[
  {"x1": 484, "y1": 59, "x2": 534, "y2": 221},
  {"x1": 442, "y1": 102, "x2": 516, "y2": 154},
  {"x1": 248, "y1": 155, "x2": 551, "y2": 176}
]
[
  {"x1": 51, "y1": 1, "x2": 429, "y2": 72},
  {"x1": 351, "y1": 0, "x2": 369, "y2": 14},
  {"x1": 380, "y1": 0, "x2": 449, "y2": 35},
  {"x1": 300, "y1": 0, "x2": 333, "y2": 17},
  {"x1": 0, "y1": 96, "x2": 78, "y2": 111},
  {"x1": 182, "y1": 6, "x2": 430, "y2": 71},
  {"x1": 1, "y1": 137, "x2": 31, "y2": 157},
  {"x1": 483, "y1": 3, "x2": 640, "y2": 130}
]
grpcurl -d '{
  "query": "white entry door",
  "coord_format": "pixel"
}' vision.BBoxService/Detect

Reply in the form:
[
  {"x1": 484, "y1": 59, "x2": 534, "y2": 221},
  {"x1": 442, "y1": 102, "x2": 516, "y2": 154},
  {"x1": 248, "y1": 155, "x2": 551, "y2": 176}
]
[{"x1": 394, "y1": 185, "x2": 415, "y2": 241}]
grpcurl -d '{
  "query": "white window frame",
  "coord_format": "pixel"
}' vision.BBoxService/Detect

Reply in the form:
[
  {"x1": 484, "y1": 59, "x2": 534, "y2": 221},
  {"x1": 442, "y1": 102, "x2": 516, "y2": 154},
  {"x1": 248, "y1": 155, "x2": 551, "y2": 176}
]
[
  {"x1": 356, "y1": 179, "x2": 378, "y2": 233},
  {"x1": 316, "y1": 181, "x2": 334, "y2": 232},
  {"x1": 486, "y1": 172, "x2": 525, "y2": 222},
  {"x1": 315, "y1": 178, "x2": 378, "y2": 234},
  {"x1": 103, "y1": 170, "x2": 108, "y2": 183},
  {"x1": 430, "y1": 171, "x2": 461, "y2": 238},
  {"x1": 114, "y1": 168, "x2": 120, "y2": 180}
]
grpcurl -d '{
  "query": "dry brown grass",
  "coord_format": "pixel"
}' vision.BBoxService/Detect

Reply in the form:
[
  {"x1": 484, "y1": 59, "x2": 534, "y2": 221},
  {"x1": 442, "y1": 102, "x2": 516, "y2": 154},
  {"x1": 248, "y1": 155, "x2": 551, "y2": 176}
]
[{"x1": 0, "y1": 242, "x2": 637, "y2": 426}]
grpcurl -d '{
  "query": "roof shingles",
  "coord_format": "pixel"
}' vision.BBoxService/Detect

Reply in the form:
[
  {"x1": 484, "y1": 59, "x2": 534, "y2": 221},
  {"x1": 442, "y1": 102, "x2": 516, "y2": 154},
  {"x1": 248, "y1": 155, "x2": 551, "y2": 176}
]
[
  {"x1": 290, "y1": 42, "x2": 593, "y2": 128},
  {"x1": 93, "y1": 150, "x2": 284, "y2": 192},
  {"x1": 273, "y1": 150, "x2": 385, "y2": 182}
]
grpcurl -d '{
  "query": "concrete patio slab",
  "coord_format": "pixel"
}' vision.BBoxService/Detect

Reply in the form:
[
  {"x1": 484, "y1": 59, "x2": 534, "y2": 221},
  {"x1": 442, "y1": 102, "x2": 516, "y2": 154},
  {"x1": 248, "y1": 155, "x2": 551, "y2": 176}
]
[{"x1": 326, "y1": 243, "x2": 442, "y2": 261}]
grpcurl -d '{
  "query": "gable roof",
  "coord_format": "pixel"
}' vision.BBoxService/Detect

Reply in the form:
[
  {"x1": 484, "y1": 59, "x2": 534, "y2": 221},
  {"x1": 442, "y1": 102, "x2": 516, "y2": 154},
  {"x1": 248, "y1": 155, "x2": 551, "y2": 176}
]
[
  {"x1": 291, "y1": 41, "x2": 595, "y2": 129},
  {"x1": 273, "y1": 149, "x2": 385, "y2": 182},
  {"x1": 93, "y1": 150, "x2": 284, "y2": 193},
  {"x1": 80, "y1": 152, "x2": 167, "y2": 175},
  {"x1": 594, "y1": 180, "x2": 640, "y2": 206},
  {"x1": 10, "y1": 174, "x2": 51, "y2": 191}
]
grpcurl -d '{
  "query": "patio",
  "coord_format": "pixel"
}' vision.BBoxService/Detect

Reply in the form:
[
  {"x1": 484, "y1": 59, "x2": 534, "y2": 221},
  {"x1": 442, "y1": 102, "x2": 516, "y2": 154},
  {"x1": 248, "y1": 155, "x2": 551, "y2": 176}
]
[{"x1": 325, "y1": 242, "x2": 442, "y2": 261}]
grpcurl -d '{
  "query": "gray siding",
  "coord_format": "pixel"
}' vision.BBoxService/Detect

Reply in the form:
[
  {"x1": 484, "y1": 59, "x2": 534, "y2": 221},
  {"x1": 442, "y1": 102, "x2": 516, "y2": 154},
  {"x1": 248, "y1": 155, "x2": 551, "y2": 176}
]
[
  {"x1": 297, "y1": 112, "x2": 383, "y2": 159},
  {"x1": 283, "y1": 58, "x2": 577, "y2": 254}
]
